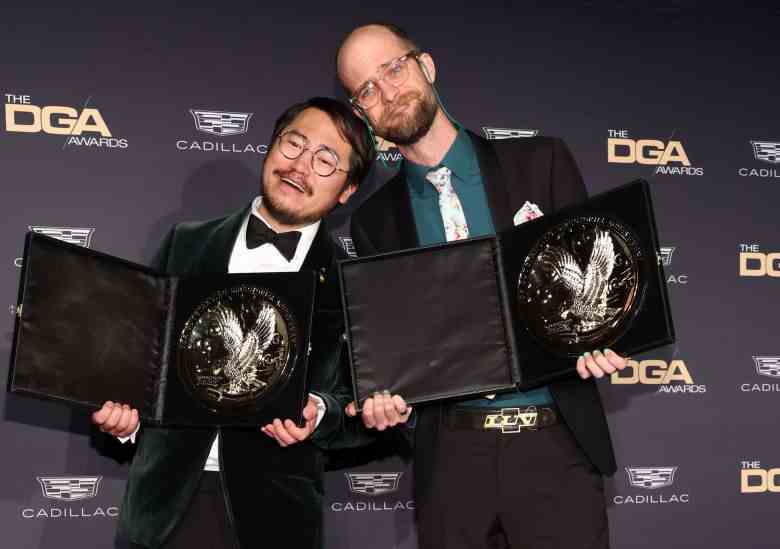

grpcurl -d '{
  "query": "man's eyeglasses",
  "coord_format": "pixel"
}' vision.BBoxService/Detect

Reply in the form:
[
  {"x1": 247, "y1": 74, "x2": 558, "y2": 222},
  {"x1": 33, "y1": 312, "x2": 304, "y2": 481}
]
[
  {"x1": 277, "y1": 130, "x2": 349, "y2": 178},
  {"x1": 349, "y1": 50, "x2": 420, "y2": 110}
]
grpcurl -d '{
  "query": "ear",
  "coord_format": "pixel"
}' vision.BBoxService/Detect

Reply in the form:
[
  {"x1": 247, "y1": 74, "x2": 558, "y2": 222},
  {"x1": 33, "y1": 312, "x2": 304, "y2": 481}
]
[
  {"x1": 417, "y1": 52, "x2": 436, "y2": 84},
  {"x1": 338, "y1": 182, "x2": 357, "y2": 205}
]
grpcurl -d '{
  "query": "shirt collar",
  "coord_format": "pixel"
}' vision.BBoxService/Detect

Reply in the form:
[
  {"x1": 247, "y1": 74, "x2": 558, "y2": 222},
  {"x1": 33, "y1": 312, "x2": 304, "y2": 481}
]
[{"x1": 405, "y1": 127, "x2": 481, "y2": 197}]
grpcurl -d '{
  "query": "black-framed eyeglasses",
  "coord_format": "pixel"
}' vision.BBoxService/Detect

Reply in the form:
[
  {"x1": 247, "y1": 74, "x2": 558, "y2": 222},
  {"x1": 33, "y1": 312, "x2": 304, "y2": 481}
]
[
  {"x1": 276, "y1": 130, "x2": 349, "y2": 177},
  {"x1": 349, "y1": 49, "x2": 421, "y2": 110}
]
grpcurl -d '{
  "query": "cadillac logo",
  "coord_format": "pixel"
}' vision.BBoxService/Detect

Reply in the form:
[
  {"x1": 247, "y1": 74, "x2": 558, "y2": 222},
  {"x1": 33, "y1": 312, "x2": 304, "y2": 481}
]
[
  {"x1": 190, "y1": 109, "x2": 253, "y2": 137},
  {"x1": 346, "y1": 473, "x2": 403, "y2": 496},
  {"x1": 37, "y1": 476, "x2": 101, "y2": 501},
  {"x1": 751, "y1": 141, "x2": 780, "y2": 164},
  {"x1": 178, "y1": 286, "x2": 297, "y2": 414},
  {"x1": 625, "y1": 467, "x2": 678, "y2": 490},
  {"x1": 753, "y1": 356, "x2": 780, "y2": 378}
]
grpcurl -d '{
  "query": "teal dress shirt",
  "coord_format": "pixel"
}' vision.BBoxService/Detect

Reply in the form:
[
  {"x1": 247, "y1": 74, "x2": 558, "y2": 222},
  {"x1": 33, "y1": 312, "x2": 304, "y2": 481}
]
[{"x1": 405, "y1": 128, "x2": 552, "y2": 407}]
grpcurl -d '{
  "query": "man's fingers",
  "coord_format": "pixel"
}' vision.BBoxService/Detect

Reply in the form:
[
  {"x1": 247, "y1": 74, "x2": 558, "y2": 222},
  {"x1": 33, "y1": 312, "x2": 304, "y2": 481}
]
[
  {"x1": 92, "y1": 402, "x2": 114, "y2": 425},
  {"x1": 362, "y1": 397, "x2": 376, "y2": 429},
  {"x1": 391, "y1": 395, "x2": 408, "y2": 414},
  {"x1": 592, "y1": 350, "x2": 616, "y2": 374},
  {"x1": 382, "y1": 394, "x2": 402, "y2": 426},
  {"x1": 576, "y1": 355, "x2": 591, "y2": 379},
  {"x1": 264, "y1": 423, "x2": 287, "y2": 447},
  {"x1": 604, "y1": 348, "x2": 627, "y2": 369},
  {"x1": 345, "y1": 401, "x2": 357, "y2": 417},
  {"x1": 273, "y1": 419, "x2": 297, "y2": 446},
  {"x1": 584, "y1": 352, "x2": 605, "y2": 378},
  {"x1": 284, "y1": 419, "x2": 311, "y2": 442},
  {"x1": 302, "y1": 399, "x2": 317, "y2": 422},
  {"x1": 112, "y1": 406, "x2": 133, "y2": 435},
  {"x1": 372, "y1": 394, "x2": 390, "y2": 431},
  {"x1": 102, "y1": 404, "x2": 125, "y2": 431},
  {"x1": 117, "y1": 409, "x2": 140, "y2": 437}
]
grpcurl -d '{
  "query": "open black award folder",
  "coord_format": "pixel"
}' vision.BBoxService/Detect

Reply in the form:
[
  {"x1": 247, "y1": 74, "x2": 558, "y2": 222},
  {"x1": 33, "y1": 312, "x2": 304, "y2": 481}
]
[
  {"x1": 9, "y1": 233, "x2": 316, "y2": 426},
  {"x1": 339, "y1": 179, "x2": 675, "y2": 408}
]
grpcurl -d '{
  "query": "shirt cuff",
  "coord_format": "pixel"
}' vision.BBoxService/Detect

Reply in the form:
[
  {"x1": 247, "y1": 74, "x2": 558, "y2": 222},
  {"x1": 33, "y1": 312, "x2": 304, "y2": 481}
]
[
  {"x1": 116, "y1": 423, "x2": 140, "y2": 444},
  {"x1": 308, "y1": 393, "x2": 327, "y2": 429}
]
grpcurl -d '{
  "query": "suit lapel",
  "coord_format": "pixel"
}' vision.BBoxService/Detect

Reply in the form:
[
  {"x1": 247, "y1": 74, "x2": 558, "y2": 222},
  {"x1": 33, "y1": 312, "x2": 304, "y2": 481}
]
[
  {"x1": 391, "y1": 168, "x2": 420, "y2": 250},
  {"x1": 301, "y1": 222, "x2": 333, "y2": 274},
  {"x1": 468, "y1": 131, "x2": 515, "y2": 232},
  {"x1": 195, "y1": 204, "x2": 251, "y2": 273}
]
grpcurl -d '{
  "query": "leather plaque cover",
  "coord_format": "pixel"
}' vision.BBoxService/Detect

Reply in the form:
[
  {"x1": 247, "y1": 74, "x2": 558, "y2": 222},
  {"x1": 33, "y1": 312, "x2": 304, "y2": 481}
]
[
  {"x1": 339, "y1": 237, "x2": 517, "y2": 408},
  {"x1": 8, "y1": 233, "x2": 316, "y2": 427},
  {"x1": 339, "y1": 179, "x2": 675, "y2": 406}
]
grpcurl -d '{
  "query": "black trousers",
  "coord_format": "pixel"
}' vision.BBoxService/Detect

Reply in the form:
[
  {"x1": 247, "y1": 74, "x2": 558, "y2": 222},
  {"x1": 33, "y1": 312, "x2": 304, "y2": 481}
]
[
  {"x1": 415, "y1": 414, "x2": 610, "y2": 549},
  {"x1": 117, "y1": 472, "x2": 235, "y2": 549},
  {"x1": 162, "y1": 472, "x2": 236, "y2": 549},
  {"x1": 119, "y1": 470, "x2": 322, "y2": 549}
]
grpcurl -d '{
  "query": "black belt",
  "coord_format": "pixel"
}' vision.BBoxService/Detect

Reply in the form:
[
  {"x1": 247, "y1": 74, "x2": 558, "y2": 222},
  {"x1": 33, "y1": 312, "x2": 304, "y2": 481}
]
[{"x1": 444, "y1": 404, "x2": 559, "y2": 433}]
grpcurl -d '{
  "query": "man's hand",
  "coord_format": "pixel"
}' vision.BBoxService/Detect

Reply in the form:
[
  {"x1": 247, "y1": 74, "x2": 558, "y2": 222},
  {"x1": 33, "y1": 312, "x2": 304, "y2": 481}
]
[
  {"x1": 91, "y1": 401, "x2": 139, "y2": 437},
  {"x1": 261, "y1": 396, "x2": 318, "y2": 447},
  {"x1": 345, "y1": 391, "x2": 412, "y2": 431},
  {"x1": 576, "y1": 349, "x2": 628, "y2": 379}
]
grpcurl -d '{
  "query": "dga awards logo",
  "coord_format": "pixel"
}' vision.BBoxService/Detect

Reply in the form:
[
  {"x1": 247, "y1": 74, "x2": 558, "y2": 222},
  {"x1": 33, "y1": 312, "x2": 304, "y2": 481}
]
[
  {"x1": 607, "y1": 129, "x2": 702, "y2": 176},
  {"x1": 14, "y1": 226, "x2": 96, "y2": 268},
  {"x1": 4, "y1": 93, "x2": 128, "y2": 149},
  {"x1": 614, "y1": 467, "x2": 690, "y2": 505},
  {"x1": 21, "y1": 476, "x2": 119, "y2": 519},
  {"x1": 176, "y1": 108, "x2": 267, "y2": 154},
  {"x1": 659, "y1": 246, "x2": 688, "y2": 285},
  {"x1": 741, "y1": 461, "x2": 780, "y2": 493},
  {"x1": 482, "y1": 127, "x2": 539, "y2": 140},
  {"x1": 738, "y1": 141, "x2": 780, "y2": 179},
  {"x1": 611, "y1": 359, "x2": 706, "y2": 393},
  {"x1": 739, "y1": 243, "x2": 780, "y2": 277},
  {"x1": 329, "y1": 472, "x2": 414, "y2": 512},
  {"x1": 375, "y1": 136, "x2": 402, "y2": 164},
  {"x1": 739, "y1": 356, "x2": 780, "y2": 393}
]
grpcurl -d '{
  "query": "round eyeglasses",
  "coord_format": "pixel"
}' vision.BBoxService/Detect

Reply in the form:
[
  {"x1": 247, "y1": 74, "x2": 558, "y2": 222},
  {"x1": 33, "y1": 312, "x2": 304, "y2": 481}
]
[
  {"x1": 349, "y1": 50, "x2": 420, "y2": 110},
  {"x1": 276, "y1": 130, "x2": 349, "y2": 177}
]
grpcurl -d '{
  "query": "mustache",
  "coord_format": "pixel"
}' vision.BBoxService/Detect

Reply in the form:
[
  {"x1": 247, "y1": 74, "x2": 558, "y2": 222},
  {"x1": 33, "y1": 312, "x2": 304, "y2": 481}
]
[
  {"x1": 273, "y1": 169, "x2": 312, "y2": 195},
  {"x1": 382, "y1": 91, "x2": 422, "y2": 121}
]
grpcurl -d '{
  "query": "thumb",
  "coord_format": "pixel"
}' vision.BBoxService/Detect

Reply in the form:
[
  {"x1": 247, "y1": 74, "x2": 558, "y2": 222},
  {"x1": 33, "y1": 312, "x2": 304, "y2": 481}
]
[
  {"x1": 303, "y1": 402, "x2": 317, "y2": 421},
  {"x1": 345, "y1": 401, "x2": 357, "y2": 417}
]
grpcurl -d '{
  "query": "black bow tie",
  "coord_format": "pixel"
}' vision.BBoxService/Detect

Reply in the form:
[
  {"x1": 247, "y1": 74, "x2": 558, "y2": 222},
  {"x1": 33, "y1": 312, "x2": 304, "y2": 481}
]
[{"x1": 246, "y1": 215, "x2": 302, "y2": 262}]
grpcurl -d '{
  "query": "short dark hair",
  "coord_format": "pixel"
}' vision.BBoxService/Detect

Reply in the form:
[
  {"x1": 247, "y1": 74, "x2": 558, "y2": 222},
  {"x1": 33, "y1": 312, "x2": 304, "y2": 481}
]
[{"x1": 269, "y1": 97, "x2": 375, "y2": 187}]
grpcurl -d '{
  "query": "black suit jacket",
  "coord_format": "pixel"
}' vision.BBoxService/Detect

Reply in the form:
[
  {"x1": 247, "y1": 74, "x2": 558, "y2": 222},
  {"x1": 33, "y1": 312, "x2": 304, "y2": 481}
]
[
  {"x1": 117, "y1": 204, "x2": 363, "y2": 549},
  {"x1": 350, "y1": 133, "x2": 617, "y2": 477}
]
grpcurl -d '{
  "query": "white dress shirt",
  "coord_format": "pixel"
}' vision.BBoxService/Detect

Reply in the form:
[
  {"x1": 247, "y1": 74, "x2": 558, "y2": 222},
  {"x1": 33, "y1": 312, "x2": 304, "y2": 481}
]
[{"x1": 121, "y1": 197, "x2": 326, "y2": 472}]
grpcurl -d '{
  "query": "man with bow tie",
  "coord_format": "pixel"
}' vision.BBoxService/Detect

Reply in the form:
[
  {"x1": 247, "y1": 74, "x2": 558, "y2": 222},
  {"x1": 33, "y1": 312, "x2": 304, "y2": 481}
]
[
  {"x1": 337, "y1": 24, "x2": 627, "y2": 549},
  {"x1": 91, "y1": 97, "x2": 374, "y2": 549}
]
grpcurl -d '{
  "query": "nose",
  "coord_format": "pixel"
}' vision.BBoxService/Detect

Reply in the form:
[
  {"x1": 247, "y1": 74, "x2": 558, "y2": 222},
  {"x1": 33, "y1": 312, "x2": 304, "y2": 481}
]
[
  {"x1": 290, "y1": 148, "x2": 313, "y2": 174},
  {"x1": 376, "y1": 78, "x2": 399, "y2": 104}
]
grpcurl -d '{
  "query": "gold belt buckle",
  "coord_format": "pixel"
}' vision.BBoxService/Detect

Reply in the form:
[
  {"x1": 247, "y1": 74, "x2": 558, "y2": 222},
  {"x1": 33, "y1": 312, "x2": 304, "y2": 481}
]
[{"x1": 483, "y1": 406, "x2": 538, "y2": 433}]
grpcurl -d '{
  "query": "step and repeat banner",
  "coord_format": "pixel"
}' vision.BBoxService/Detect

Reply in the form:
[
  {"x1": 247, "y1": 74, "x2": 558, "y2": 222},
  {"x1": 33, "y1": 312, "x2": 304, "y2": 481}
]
[{"x1": 1, "y1": 5, "x2": 778, "y2": 549}]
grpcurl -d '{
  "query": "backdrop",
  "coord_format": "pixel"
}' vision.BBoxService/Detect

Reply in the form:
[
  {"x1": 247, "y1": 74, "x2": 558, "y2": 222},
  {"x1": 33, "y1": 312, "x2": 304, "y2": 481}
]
[{"x1": 2, "y1": 4, "x2": 779, "y2": 548}]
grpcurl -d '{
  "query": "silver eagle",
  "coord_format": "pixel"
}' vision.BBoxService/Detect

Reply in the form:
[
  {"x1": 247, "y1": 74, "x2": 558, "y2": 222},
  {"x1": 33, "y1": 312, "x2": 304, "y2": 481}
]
[
  {"x1": 211, "y1": 304, "x2": 277, "y2": 397},
  {"x1": 540, "y1": 230, "x2": 617, "y2": 330}
]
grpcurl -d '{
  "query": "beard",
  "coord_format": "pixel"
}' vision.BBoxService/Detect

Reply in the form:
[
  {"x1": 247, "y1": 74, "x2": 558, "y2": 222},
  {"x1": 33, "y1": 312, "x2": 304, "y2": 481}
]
[
  {"x1": 375, "y1": 88, "x2": 438, "y2": 146},
  {"x1": 260, "y1": 169, "x2": 342, "y2": 227}
]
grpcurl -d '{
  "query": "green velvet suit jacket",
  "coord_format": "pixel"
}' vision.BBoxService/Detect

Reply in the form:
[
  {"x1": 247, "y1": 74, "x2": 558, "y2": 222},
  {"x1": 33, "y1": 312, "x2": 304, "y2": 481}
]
[{"x1": 116, "y1": 204, "x2": 362, "y2": 549}]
